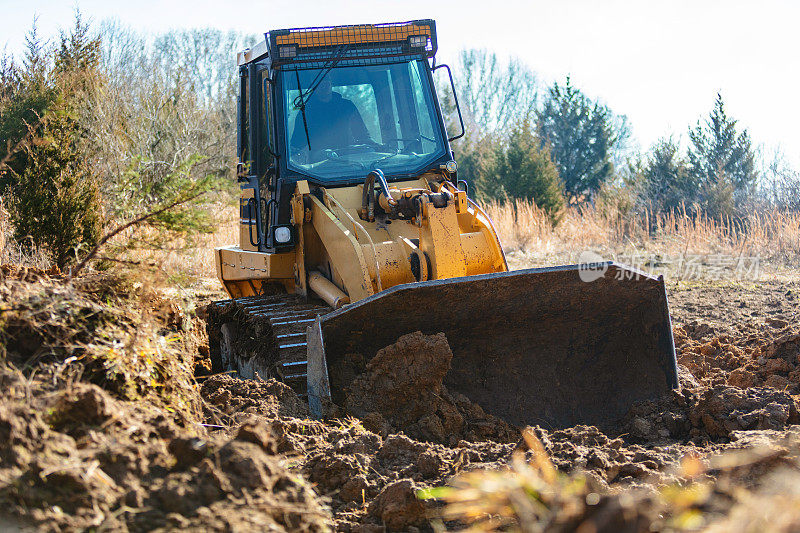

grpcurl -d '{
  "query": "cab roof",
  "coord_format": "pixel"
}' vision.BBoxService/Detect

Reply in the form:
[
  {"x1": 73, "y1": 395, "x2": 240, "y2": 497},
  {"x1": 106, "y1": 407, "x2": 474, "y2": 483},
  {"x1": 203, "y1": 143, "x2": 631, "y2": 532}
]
[{"x1": 237, "y1": 19, "x2": 436, "y2": 67}]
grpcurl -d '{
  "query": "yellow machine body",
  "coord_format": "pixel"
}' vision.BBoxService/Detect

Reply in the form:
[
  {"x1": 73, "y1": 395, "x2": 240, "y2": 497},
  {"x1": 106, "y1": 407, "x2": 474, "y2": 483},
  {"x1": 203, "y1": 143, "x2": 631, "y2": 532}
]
[
  {"x1": 211, "y1": 19, "x2": 678, "y2": 431},
  {"x1": 215, "y1": 175, "x2": 506, "y2": 304}
]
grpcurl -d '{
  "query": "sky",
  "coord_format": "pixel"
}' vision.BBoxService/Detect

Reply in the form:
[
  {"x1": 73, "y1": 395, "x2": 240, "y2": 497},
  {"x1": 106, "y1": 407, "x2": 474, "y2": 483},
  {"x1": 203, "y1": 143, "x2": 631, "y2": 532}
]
[{"x1": 2, "y1": 0, "x2": 798, "y2": 167}]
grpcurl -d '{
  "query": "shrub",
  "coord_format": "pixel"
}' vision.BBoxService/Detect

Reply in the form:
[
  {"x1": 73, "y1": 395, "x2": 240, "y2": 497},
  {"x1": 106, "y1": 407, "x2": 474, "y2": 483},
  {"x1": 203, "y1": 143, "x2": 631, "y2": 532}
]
[
  {"x1": 492, "y1": 119, "x2": 564, "y2": 224},
  {"x1": 3, "y1": 15, "x2": 104, "y2": 268}
]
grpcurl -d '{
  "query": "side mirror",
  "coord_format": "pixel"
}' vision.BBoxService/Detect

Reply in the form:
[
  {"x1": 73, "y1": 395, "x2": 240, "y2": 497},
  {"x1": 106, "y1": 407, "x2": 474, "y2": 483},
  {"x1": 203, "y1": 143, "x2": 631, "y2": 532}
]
[{"x1": 432, "y1": 63, "x2": 465, "y2": 142}]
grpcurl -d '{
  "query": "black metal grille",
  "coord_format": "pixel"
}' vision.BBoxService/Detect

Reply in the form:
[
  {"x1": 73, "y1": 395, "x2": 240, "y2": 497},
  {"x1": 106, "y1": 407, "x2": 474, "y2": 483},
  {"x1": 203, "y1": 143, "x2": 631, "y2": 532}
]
[{"x1": 267, "y1": 19, "x2": 436, "y2": 69}]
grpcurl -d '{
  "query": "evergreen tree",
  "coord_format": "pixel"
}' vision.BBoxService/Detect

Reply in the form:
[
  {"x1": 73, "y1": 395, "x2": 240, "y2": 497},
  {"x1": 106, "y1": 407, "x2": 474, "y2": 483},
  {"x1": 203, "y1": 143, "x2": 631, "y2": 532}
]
[
  {"x1": 0, "y1": 22, "x2": 58, "y2": 191},
  {"x1": 639, "y1": 138, "x2": 696, "y2": 213},
  {"x1": 535, "y1": 77, "x2": 617, "y2": 203},
  {"x1": 460, "y1": 134, "x2": 499, "y2": 202},
  {"x1": 56, "y1": 11, "x2": 101, "y2": 75},
  {"x1": 5, "y1": 13, "x2": 104, "y2": 267},
  {"x1": 482, "y1": 119, "x2": 564, "y2": 224},
  {"x1": 437, "y1": 49, "x2": 538, "y2": 203},
  {"x1": 470, "y1": 119, "x2": 564, "y2": 224},
  {"x1": 687, "y1": 94, "x2": 757, "y2": 216}
]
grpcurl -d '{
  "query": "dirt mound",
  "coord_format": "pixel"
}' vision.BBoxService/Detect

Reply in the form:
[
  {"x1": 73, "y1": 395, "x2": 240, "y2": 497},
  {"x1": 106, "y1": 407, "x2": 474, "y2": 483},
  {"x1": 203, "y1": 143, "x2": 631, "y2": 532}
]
[
  {"x1": 299, "y1": 421, "x2": 515, "y2": 529},
  {"x1": 622, "y1": 388, "x2": 696, "y2": 442},
  {"x1": 342, "y1": 331, "x2": 518, "y2": 445},
  {"x1": 368, "y1": 479, "x2": 427, "y2": 530},
  {"x1": 690, "y1": 386, "x2": 800, "y2": 438},
  {"x1": 0, "y1": 269, "x2": 332, "y2": 531},
  {"x1": 0, "y1": 278, "x2": 114, "y2": 366},
  {"x1": 524, "y1": 424, "x2": 698, "y2": 487},
  {"x1": 283, "y1": 342, "x2": 800, "y2": 527},
  {"x1": 201, "y1": 373, "x2": 309, "y2": 420},
  {"x1": 0, "y1": 270, "x2": 205, "y2": 419},
  {"x1": 0, "y1": 369, "x2": 330, "y2": 531},
  {"x1": 676, "y1": 330, "x2": 754, "y2": 385}
]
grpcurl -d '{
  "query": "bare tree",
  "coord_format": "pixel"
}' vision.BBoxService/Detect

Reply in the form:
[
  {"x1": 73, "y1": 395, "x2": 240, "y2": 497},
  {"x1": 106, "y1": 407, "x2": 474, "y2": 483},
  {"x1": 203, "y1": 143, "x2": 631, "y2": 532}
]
[
  {"x1": 453, "y1": 49, "x2": 538, "y2": 136},
  {"x1": 86, "y1": 23, "x2": 257, "y2": 191},
  {"x1": 760, "y1": 147, "x2": 800, "y2": 211}
]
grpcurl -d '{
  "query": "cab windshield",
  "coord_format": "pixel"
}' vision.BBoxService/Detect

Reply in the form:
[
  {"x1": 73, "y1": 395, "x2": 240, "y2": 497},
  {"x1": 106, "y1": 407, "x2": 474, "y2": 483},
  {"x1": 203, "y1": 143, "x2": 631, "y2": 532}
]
[{"x1": 280, "y1": 60, "x2": 446, "y2": 182}]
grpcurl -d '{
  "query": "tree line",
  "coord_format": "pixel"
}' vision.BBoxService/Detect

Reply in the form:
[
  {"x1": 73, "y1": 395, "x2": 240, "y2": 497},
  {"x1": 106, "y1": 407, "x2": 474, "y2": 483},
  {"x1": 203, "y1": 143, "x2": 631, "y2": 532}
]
[
  {"x1": 0, "y1": 14, "x2": 248, "y2": 269},
  {"x1": 442, "y1": 50, "x2": 795, "y2": 224},
  {"x1": 1, "y1": 16, "x2": 797, "y2": 269}
]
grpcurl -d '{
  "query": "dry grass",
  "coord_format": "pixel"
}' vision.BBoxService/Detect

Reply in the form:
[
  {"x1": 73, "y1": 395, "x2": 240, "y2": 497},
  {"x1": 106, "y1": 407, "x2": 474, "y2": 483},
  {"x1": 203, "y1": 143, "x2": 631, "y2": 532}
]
[
  {"x1": 422, "y1": 429, "x2": 800, "y2": 532},
  {"x1": 4, "y1": 193, "x2": 799, "y2": 283},
  {"x1": 0, "y1": 194, "x2": 237, "y2": 282},
  {"x1": 117, "y1": 216, "x2": 238, "y2": 280},
  {"x1": 108, "y1": 199, "x2": 800, "y2": 285},
  {"x1": 0, "y1": 201, "x2": 51, "y2": 270},
  {"x1": 486, "y1": 200, "x2": 800, "y2": 276}
]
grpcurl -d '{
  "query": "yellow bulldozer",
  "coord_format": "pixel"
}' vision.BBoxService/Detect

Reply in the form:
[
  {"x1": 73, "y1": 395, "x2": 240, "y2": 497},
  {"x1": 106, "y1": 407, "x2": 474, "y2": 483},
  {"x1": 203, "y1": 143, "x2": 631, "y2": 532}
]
[{"x1": 208, "y1": 19, "x2": 678, "y2": 430}]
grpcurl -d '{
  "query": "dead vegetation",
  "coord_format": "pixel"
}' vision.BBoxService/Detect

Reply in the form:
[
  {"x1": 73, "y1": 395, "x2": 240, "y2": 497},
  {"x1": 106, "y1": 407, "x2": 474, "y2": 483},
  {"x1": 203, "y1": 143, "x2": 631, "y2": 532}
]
[{"x1": 486, "y1": 200, "x2": 800, "y2": 271}]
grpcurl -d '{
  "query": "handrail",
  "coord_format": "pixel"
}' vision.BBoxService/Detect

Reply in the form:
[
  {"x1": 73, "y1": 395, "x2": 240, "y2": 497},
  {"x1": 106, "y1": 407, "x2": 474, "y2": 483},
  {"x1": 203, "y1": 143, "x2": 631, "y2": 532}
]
[{"x1": 247, "y1": 197, "x2": 259, "y2": 248}]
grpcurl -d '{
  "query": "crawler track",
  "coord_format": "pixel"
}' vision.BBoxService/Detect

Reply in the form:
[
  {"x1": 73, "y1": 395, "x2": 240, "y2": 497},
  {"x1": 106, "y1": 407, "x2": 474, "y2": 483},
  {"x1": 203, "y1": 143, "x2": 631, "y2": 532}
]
[{"x1": 207, "y1": 294, "x2": 331, "y2": 396}]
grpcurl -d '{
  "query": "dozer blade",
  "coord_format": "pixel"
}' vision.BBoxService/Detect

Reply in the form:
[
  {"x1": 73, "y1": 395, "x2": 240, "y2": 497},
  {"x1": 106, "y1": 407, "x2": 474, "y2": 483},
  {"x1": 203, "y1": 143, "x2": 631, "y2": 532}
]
[{"x1": 307, "y1": 262, "x2": 678, "y2": 430}]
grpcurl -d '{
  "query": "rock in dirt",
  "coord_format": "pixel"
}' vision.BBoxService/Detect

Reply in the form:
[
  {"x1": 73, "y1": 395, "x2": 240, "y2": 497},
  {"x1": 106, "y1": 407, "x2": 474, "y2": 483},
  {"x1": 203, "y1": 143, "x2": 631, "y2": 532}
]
[
  {"x1": 50, "y1": 383, "x2": 118, "y2": 430},
  {"x1": 168, "y1": 437, "x2": 209, "y2": 468},
  {"x1": 342, "y1": 331, "x2": 518, "y2": 445},
  {"x1": 368, "y1": 479, "x2": 427, "y2": 531}
]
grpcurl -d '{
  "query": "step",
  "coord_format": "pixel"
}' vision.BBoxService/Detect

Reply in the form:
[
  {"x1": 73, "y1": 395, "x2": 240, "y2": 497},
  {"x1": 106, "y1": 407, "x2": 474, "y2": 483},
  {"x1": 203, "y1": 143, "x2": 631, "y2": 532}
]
[
  {"x1": 278, "y1": 341, "x2": 307, "y2": 349},
  {"x1": 240, "y1": 302, "x2": 294, "y2": 312},
  {"x1": 271, "y1": 318, "x2": 317, "y2": 326},
  {"x1": 276, "y1": 332, "x2": 307, "y2": 339},
  {"x1": 279, "y1": 360, "x2": 307, "y2": 368},
  {"x1": 266, "y1": 311, "x2": 323, "y2": 321}
]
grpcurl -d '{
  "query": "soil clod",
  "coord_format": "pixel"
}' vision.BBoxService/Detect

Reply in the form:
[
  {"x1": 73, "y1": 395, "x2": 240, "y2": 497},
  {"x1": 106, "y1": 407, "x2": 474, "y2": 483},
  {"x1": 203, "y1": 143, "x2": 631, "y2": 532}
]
[{"x1": 342, "y1": 331, "x2": 518, "y2": 445}]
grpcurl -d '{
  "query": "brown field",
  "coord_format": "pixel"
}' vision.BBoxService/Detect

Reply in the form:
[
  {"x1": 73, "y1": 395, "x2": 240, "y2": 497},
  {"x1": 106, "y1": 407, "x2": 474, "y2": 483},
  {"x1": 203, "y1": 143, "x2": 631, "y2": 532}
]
[{"x1": 1, "y1": 202, "x2": 799, "y2": 531}]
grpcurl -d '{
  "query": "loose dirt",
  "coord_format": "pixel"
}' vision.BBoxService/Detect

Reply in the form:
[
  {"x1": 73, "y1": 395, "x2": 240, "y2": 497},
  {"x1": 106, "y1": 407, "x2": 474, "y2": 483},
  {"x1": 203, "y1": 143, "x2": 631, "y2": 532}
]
[
  {"x1": 0, "y1": 368, "x2": 330, "y2": 531},
  {"x1": 341, "y1": 331, "x2": 518, "y2": 445},
  {"x1": 2, "y1": 269, "x2": 800, "y2": 531}
]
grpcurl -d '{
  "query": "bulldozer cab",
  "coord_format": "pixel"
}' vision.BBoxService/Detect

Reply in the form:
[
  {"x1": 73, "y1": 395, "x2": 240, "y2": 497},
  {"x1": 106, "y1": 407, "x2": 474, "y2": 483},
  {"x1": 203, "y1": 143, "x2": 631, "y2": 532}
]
[{"x1": 236, "y1": 20, "x2": 461, "y2": 253}]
